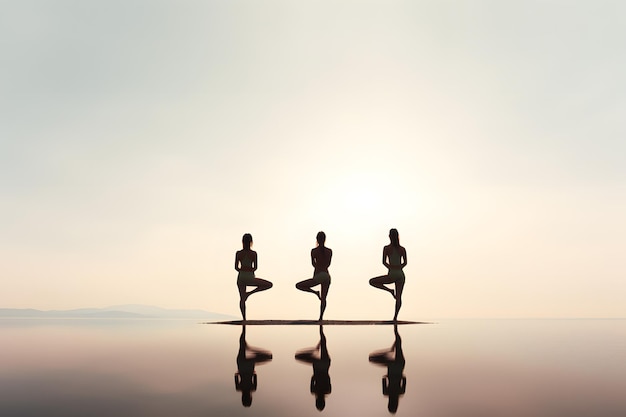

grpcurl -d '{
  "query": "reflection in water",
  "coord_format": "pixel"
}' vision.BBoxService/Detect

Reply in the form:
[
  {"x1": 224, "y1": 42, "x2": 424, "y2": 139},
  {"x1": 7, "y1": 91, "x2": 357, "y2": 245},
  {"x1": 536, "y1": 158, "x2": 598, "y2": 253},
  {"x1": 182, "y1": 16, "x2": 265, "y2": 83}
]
[
  {"x1": 4, "y1": 320, "x2": 625, "y2": 416},
  {"x1": 295, "y1": 325, "x2": 332, "y2": 410},
  {"x1": 234, "y1": 325, "x2": 273, "y2": 407},
  {"x1": 369, "y1": 325, "x2": 406, "y2": 414}
]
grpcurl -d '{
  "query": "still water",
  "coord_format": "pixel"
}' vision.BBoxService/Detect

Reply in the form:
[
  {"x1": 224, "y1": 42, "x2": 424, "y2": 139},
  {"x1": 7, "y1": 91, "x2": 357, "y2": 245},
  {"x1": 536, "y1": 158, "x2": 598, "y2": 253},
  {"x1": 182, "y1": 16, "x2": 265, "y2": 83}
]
[{"x1": 1, "y1": 319, "x2": 624, "y2": 416}]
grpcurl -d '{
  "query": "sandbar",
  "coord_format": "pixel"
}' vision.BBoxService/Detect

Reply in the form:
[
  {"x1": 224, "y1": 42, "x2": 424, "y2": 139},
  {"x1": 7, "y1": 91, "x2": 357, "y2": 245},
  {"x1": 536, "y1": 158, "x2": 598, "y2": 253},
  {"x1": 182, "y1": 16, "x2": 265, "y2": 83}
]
[{"x1": 207, "y1": 319, "x2": 427, "y2": 325}]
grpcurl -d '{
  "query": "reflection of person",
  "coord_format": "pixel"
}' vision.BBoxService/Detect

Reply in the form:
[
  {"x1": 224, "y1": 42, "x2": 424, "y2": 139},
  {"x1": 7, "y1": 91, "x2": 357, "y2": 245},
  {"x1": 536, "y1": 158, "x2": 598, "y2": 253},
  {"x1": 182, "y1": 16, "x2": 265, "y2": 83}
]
[
  {"x1": 295, "y1": 325, "x2": 331, "y2": 411},
  {"x1": 296, "y1": 231, "x2": 332, "y2": 321},
  {"x1": 235, "y1": 233, "x2": 273, "y2": 321},
  {"x1": 369, "y1": 229, "x2": 407, "y2": 321},
  {"x1": 368, "y1": 325, "x2": 406, "y2": 414},
  {"x1": 234, "y1": 325, "x2": 273, "y2": 407}
]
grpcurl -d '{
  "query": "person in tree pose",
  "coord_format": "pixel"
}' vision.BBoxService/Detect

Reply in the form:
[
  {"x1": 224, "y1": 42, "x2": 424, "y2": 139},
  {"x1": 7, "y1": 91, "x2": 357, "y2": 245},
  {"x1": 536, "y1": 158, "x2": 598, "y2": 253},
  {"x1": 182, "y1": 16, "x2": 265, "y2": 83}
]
[
  {"x1": 368, "y1": 325, "x2": 406, "y2": 413},
  {"x1": 295, "y1": 325, "x2": 332, "y2": 411},
  {"x1": 296, "y1": 231, "x2": 332, "y2": 321},
  {"x1": 234, "y1": 325, "x2": 273, "y2": 407},
  {"x1": 235, "y1": 233, "x2": 273, "y2": 321},
  {"x1": 369, "y1": 228, "x2": 407, "y2": 321}
]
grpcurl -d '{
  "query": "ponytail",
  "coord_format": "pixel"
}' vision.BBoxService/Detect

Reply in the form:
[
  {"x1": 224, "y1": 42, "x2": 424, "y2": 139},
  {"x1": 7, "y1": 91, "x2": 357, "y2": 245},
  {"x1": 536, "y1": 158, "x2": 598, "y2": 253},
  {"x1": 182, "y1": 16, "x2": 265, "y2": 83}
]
[
  {"x1": 389, "y1": 229, "x2": 400, "y2": 247},
  {"x1": 242, "y1": 233, "x2": 253, "y2": 250}
]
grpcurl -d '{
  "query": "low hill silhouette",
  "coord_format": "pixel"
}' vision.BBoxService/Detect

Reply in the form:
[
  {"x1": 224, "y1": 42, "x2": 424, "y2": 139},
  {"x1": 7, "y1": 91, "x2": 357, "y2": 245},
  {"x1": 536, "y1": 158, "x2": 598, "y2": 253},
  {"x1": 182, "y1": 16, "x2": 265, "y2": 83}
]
[{"x1": 0, "y1": 305, "x2": 236, "y2": 319}]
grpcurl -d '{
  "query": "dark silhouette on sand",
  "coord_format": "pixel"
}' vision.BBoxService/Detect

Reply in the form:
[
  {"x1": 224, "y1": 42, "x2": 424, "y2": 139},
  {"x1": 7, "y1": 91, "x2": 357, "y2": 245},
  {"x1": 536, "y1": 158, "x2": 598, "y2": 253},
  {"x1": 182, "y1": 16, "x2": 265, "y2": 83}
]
[
  {"x1": 295, "y1": 325, "x2": 332, "y2": 411},
  {"x1": 235, "y1": 233, "x2": 273, "y2": 321},
  {"x1": 214, "y1": 319, "x2": 420, "y2": 325},
  {"x1": 296, "y1": 231, "x2": 332, "y2": 321},
  {"x1": 234, "y1": 325, "x2": 273, "y2": 407},
  {"x1": 369, "y1": 229, "x2": 407, "y2": 321},
  {"x1": 369, "y1": 325, "x2": 406, "y2": 414}
]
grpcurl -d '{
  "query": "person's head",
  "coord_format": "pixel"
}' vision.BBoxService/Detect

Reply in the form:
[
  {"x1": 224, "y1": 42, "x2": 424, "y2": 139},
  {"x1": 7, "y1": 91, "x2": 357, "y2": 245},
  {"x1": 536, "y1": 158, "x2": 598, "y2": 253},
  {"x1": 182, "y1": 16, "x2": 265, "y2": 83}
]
[
  {"x1": 242, "y1": 233, "x2": 253, "y2": 250},
  {"x1": 389, "y1": 228, "x2": 399, "y2": 247},
  {"x1": 235, "y1": 373, "x2": 253, "y2": 407},
  {"x1": 315, "y1": 394, "x2": 326, "y2": 410},
  {"x1": 388, "y1": 396, "x2": 399, "y2": 413},
  {"x1": 242, "y1": 392, "x2": 252, "y2": 407},
  {"x1": 316, "y1": 231, "x2": 326, "y2": 247}
]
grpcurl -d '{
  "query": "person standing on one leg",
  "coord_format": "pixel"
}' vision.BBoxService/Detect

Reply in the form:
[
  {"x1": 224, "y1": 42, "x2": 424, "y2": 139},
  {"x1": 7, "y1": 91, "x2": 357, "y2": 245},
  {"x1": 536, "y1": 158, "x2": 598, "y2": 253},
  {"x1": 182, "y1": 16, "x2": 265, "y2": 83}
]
[
  {"x1": 296, "y1": 231, "x2": 332, "y2": 321},
  {"x1": 235, "y1": 233, "x2": 273, "y2": 321},
  {"x1": 295, "y1": 325, "x2": 332, "y2": 411},
  {"x1": 234, "y1": 325, "x2": 273, "y2": 407},
  {"x1": 369, "y1": 229, "x2": 407, "y2": 321},
  {"x1": 368, "y1": 324, "x2": 406, "y2": 413}
]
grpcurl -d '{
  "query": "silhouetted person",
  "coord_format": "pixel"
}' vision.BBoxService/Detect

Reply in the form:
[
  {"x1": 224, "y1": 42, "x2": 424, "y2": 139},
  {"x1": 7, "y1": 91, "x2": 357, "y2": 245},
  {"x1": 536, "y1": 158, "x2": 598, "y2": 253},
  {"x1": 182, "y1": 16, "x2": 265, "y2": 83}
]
[
  {"x1": 369, "y1": 325, "x2": 406, "y2": 414},
  {"x1": 295, "y1": 325, "x2": 331, "y2": 410},
  {"x1": 234, "y1": 325, "x2": 273, "y2": 407},
  {"x1": 235, "y1": 233, "x2": 273, "y2": 320},
  {"x1": 296, "y1": 231, "x2": 332, "y2": 321},
  {"x1": 369, "y1": 229, "x2": 407, "y2": 321}
]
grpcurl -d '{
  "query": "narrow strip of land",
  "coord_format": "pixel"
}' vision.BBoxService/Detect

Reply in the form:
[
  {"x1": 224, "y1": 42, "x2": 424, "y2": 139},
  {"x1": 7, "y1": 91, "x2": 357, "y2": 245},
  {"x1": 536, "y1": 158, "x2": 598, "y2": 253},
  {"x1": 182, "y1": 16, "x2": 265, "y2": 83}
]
[{"x1": 207, "y1": 319, "x2": 427, "y2": 325}]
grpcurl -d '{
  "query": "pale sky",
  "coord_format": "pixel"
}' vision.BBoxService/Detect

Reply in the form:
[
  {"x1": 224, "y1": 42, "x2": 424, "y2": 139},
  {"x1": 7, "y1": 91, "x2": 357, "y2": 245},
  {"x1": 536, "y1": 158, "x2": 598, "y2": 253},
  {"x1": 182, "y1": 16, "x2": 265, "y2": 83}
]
[{"x1": 1, "y1": 0, "x2": 624, "y2": 319}]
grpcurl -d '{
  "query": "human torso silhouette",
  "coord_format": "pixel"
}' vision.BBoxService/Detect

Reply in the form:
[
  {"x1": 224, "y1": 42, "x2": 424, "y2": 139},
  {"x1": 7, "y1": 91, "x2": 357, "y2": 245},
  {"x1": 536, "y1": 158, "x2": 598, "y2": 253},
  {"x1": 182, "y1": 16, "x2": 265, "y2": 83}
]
[
  {"x1": 389, "y1": 247, "x2": 402, "y2": 267},
  {"x1": 385, "y1": 245, "x2": 405, "y2": 281},
  {"x1": 312, "y1": 246, "x2": 332, "y2": 274},
  {"x1": 240, "y1": 252, "x2": 254, "y2": 270},
  {"x1": 236, "y1": 249, "x2": 257, "y2": 284}
]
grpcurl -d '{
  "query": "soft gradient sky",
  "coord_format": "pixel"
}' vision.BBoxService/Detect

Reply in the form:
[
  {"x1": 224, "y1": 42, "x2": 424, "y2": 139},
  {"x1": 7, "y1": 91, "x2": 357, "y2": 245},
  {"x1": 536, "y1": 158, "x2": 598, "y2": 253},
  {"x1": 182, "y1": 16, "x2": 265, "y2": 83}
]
[{"x1": 1, "y1": 0, "x2": 624, "y2": 319}]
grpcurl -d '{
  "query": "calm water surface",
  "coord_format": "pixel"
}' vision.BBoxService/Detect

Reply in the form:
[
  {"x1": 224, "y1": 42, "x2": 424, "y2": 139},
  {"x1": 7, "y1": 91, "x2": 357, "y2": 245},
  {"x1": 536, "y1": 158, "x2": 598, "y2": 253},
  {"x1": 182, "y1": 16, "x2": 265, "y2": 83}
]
[{"x1": 1, "y1": 319, "x2": 624, "y2": 416}]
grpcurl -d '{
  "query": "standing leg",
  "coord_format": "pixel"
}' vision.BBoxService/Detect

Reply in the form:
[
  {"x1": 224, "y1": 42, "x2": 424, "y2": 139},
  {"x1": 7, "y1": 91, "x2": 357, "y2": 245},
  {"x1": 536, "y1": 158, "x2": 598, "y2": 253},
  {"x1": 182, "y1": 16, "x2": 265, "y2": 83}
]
[
  {"x1": 238, "y1": 283, "x2": 247, "y2": 321},
  {"x1": 319, "y1": 282, "x2": 330, "y2": 321},
  {"x1": 239, "y1": 279, "x2": 273, "y2": 321},
  {"x1": 393, "y1": 279, "x2": 404, "y2": 322}
]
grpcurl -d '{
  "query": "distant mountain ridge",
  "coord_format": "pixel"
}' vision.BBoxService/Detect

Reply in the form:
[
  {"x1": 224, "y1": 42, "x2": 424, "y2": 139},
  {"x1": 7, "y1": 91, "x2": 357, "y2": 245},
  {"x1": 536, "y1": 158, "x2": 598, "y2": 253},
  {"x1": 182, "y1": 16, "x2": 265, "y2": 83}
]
[{"x1": 0, "y1": 305, "x2": 236, "y2": 319}]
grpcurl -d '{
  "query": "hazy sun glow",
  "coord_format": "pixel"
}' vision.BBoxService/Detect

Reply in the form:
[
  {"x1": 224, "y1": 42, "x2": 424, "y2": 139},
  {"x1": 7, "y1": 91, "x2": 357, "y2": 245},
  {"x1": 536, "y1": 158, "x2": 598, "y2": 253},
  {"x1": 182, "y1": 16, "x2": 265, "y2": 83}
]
[{"x1": 1, "y1": 1, "x2": 624, "y2": 319}]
